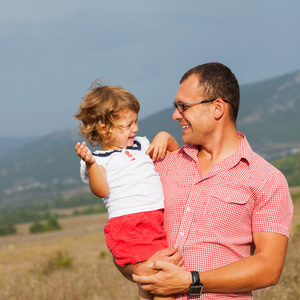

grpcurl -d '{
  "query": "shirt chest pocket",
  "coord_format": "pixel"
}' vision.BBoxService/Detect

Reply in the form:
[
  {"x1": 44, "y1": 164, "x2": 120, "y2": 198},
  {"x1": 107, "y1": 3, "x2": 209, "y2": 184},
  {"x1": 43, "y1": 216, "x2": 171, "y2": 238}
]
[{"x1": 199, "y1": 187, "x2": 252, "y2": 237}]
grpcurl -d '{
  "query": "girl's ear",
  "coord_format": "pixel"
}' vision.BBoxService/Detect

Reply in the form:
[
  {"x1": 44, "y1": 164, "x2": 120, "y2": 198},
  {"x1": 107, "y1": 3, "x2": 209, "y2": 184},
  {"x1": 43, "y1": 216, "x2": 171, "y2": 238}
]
[{"x1": 98, "y1": 123, "x2": 107, "y2": 134}]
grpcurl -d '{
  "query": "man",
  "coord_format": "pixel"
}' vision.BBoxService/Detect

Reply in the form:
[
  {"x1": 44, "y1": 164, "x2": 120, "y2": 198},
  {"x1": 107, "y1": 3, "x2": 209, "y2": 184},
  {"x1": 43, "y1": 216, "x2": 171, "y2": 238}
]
[{"x1": 119, "y1": 63, "x2": 293, "y2": 299}]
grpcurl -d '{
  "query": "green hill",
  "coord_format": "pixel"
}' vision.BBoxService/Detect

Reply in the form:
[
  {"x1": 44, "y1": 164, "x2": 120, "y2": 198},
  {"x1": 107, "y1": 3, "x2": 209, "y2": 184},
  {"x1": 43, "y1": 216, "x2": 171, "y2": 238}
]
[
  {"x1": 271, "y1": 152, "x2": 300, "y2": 187},
  {"x1": 237, "y1": 70, "x2": 300, "y2": 160}
]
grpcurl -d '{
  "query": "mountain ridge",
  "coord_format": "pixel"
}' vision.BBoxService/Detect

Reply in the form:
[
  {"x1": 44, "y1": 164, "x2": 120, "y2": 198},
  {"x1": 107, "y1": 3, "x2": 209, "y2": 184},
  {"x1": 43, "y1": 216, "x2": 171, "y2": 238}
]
[{"x1": 1, "y1": 69, "x2": 299, "y2": 199}]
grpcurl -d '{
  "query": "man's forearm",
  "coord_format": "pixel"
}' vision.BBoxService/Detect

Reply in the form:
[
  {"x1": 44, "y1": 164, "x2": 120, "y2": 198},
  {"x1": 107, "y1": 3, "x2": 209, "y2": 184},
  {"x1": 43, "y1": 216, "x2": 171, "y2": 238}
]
[
  {"x1": 201, "y1": 253, "x2": 280, "y2": 293},
  {"x1": 132, "y1": 251, "x2": 286, "y2": 296},
  {"x1": 133, "y1": 232, "x2": 289, "y2": 296}
]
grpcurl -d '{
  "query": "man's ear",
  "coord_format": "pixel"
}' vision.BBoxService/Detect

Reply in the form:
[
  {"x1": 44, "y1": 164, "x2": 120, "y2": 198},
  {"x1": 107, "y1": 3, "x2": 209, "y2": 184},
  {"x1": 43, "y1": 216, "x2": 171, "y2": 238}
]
[{"x1": 213, "y1": 98, "x2": 226, "y2": 120}]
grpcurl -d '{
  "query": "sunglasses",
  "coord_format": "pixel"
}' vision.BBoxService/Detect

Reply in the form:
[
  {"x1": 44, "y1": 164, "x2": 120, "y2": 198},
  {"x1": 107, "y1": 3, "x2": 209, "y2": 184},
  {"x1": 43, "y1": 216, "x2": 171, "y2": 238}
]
[{"x1": 173, "y1": 98, "x2": 229, "y2": 113}]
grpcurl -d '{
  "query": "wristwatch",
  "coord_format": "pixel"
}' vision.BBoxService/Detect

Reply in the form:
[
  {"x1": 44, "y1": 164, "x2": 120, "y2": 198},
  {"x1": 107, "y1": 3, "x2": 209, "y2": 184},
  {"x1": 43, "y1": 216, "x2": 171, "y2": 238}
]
[{"x1": 188, "y1": 271, "x2": 203, "y2": 295}]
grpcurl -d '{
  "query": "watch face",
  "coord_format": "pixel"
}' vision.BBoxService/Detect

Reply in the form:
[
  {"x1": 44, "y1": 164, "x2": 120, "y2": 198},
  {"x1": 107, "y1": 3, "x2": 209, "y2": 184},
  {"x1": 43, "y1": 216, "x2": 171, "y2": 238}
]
[{"x1": 188, "y1": 284, "x2": 203, "y2": 295}]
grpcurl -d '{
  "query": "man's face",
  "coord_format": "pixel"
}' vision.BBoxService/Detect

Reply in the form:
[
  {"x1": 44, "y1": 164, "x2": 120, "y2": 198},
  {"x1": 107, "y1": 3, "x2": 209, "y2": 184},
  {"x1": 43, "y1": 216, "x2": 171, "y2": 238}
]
[{"x1": 172, "y1": 75, "x2": 214, "y2": 146}]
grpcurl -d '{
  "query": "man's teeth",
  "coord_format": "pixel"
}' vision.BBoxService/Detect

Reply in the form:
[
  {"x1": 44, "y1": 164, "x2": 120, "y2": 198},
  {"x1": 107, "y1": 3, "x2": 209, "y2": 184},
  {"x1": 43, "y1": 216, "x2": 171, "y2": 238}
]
[{"x1": 182, "y1": 125, "x2": 189, "y2": 129}]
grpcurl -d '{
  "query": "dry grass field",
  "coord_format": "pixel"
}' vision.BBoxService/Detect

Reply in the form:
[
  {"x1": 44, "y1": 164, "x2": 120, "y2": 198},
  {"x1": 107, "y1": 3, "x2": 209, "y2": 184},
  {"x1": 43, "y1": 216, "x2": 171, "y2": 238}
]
[
  {"x1": 0, "y1": 192, "x2": 299, "y2": 300},
  {"x1": 0, "y1": 214, "x2": 138, "y2": 300}
]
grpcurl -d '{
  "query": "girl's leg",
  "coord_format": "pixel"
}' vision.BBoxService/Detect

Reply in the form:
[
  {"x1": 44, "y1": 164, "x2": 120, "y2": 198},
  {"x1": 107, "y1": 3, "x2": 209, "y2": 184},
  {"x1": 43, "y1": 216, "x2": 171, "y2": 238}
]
[
  {"x1": 138, "y1": 286, "x2": 175, "y2": 300},
  {"x1": 138, "y1": 286, "x2": 153, "y2": 300},
  {"x1": 154, "y1": 295, "x2": 175, "y2": 300},
  {"x1": 139, "y1": 288, "x2": 175, "y2": 300}
]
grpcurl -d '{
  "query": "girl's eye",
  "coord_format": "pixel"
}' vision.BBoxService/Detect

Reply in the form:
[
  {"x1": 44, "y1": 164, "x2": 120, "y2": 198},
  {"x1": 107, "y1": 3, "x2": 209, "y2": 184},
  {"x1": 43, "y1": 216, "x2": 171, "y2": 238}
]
[
  {"x1": 123, "y1": 119, "x2": 137, "y2": 129},
  {"x1": 128, "y1": 120, "x2": 138, "y2": 128}
]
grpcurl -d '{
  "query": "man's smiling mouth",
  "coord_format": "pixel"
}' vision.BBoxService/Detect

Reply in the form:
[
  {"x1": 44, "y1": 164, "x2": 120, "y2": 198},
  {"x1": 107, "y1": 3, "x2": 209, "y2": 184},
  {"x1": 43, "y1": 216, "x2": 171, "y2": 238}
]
[{"x1": 181, "y1": 125, "x2": 190, "y2": 129}]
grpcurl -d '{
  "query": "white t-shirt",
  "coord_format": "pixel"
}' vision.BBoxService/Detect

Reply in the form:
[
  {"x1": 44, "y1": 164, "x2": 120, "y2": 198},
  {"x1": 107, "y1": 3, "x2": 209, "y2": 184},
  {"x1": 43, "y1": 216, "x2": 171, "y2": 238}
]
[{"x1": 80, "y1": 136, "x2": 164, "y2": 219}]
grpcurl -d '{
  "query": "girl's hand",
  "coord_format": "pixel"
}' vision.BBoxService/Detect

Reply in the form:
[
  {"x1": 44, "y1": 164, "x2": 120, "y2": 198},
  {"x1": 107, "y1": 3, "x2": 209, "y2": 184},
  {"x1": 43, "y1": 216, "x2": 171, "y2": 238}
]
[
  {"x1": 75, "y1": 142, "x2": 95, "y2": 165},
  {"x1": 146, "y1": 132, "x2": 169, "y2": 161},
  {"x1": 146, "y1": 131, "x2": 179, "y2": 161}
]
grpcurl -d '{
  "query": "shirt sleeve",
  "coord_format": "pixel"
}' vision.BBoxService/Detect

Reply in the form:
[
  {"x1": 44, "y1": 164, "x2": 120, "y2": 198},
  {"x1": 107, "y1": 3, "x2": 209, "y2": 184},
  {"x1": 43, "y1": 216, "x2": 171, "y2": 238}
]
[
  {"x1": 252, "y1": 172, "x2": 293, "y2": 237},
  {"x1": 79, "y1": 155, "x2": 105, "y2": 184},
  {"x1": 135, "y1": 136, "x2": 150, "y2": 151},
  {"x1": 80, "y1": 159, "x2": 89, "y2": 184}
]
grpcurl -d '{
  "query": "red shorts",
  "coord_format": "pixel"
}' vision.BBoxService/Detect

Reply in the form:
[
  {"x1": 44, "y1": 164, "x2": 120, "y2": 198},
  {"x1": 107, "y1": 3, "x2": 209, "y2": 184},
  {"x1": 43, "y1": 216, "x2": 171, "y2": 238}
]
[{"x1": 103, "y1": 209, "x2": 168, "y2": 267}]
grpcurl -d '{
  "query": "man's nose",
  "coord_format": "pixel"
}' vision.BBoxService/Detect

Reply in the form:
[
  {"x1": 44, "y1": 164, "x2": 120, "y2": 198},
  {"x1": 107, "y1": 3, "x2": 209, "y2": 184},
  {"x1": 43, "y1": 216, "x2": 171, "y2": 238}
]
[{"x1": 172, "y1": 108, "x2": 182, "y2": 120}]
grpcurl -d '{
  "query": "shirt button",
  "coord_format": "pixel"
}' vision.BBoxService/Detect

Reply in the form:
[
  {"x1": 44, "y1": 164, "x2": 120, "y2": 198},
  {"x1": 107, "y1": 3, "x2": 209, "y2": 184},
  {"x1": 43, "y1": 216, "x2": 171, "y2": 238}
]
[
  {"x1": 179, "y1": 232, "x2": 184, "y2": 237},
  {"x1": 186, "y1": 207, "x2": 191, "y2": 212}
]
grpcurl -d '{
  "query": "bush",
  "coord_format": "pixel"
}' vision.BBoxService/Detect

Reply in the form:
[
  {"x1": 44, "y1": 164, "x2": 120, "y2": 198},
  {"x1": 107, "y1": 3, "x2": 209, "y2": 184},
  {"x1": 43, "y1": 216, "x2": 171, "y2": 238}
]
[
  {"x1": 72, "y1": 205, "x2": 106, "y2": 216},
  {"x1": 47, "y1": 216, "x2": 62, "y2": 229},
  {"x1": 29, "y1": 221, "x2": 44, "y2": 233},
  {"x1": 30, "y1": 217, "x2": 62, "y2": 234},
  {"x1": 42, "y1": 251, "x2": 73, "y2": 275},
  {"x1": 0, "y1": 222, "x2": 17, "y2": 236}
]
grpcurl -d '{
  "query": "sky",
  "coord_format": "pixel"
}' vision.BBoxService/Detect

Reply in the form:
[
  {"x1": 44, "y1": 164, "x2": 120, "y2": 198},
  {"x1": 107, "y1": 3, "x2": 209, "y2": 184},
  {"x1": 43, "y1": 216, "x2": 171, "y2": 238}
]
[{"x1": 1, "y1": 0, "x2": 300, "y2": 138}]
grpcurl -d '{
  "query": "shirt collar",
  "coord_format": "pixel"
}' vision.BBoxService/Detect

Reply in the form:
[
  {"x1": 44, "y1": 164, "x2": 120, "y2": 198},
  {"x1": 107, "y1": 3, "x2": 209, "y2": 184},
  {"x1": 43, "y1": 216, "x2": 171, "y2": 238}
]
[
  {"x1": 179, "y1": 132, "x2": 254, "y2": 166},
  {"x1": 93, "y1": 140, "x2": 141, "y2": 157},
  {"x1": 236, "y1": 132, "x2": 254, "y2": 165},
  {"x1": 180, "y1": 143, "x2": 199, "y2": 161}
]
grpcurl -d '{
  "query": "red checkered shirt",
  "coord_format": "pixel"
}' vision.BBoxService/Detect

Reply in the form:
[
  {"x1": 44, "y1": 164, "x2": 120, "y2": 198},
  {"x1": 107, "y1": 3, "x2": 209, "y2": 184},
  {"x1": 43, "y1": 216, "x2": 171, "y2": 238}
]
[{"x1": 155, "y1": 133, "x2": 293, "y2": 300}]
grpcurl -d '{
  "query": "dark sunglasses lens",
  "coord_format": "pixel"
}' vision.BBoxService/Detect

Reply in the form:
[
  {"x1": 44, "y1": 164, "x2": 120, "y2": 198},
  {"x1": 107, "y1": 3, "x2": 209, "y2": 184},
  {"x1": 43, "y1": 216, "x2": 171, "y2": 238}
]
[
  {"x1": 173, "y1": 102, "x2": 184, "y2": 112},
  {"x1": 177, "y1": 103, "x2": 183, "y2": 112}
]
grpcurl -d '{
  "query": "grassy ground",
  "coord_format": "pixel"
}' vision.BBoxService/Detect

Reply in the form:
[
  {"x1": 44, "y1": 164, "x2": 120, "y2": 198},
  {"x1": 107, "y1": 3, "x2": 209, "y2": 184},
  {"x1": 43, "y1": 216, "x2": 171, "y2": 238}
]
[
  {"x1": 0, "y1": 193, "x2": 299, "y2": 300},
  {"x1": 0, "y1": 214, "x2": 138, "y2": 300}
]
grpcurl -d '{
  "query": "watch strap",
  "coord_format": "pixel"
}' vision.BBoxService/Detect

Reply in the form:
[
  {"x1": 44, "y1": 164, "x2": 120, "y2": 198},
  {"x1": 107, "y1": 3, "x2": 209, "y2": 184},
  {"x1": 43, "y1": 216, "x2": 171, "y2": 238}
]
[{"x1": 188, "y1": 271, "x2": 203, "y2": 295}]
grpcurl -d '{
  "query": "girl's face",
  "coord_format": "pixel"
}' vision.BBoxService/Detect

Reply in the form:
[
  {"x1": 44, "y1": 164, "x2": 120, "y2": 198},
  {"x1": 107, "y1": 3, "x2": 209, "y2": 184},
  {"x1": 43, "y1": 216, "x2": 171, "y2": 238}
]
[{"x1": 102, "y1": 110, "x2": 138, "y2": 151}]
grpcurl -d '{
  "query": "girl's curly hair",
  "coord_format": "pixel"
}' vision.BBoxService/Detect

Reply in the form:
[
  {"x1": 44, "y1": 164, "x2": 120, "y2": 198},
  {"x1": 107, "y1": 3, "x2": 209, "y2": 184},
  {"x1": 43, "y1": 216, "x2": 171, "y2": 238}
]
[{"x1": 74, "y1": 81, "x2": 140, "y2": 147}]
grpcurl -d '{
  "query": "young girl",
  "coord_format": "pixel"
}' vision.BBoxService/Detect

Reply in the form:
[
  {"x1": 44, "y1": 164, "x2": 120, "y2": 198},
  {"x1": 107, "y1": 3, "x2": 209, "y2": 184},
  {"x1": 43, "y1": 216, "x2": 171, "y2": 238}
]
[{"x1": 74, "y1": 81, "x2": 179, "y2": 300}]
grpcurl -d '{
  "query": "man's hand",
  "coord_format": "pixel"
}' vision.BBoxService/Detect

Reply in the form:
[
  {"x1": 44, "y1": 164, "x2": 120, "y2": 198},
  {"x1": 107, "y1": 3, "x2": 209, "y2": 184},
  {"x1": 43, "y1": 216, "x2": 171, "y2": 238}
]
[
  {"x1": 114, "y1": 245, "x2": 183, "y2": 281},
  {"x1": 75, "y1": 142, "x2": 95, "y2": 165},
  {"x1": 135, "y1": 244, "x2": 184, "y2": 275},
  {"x1": 132, "y1": 261, "x2": 191, "y2": 297}
]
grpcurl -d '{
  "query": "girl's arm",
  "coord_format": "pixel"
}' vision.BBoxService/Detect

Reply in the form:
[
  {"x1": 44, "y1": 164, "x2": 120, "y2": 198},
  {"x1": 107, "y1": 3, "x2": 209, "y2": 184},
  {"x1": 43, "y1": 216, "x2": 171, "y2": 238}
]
[
  {"x1": 75, "y1": 142, "x2": 110, "y2": 198},
  {"x1": 146, "y1": 131, "x2": 179, "y2": 160}
]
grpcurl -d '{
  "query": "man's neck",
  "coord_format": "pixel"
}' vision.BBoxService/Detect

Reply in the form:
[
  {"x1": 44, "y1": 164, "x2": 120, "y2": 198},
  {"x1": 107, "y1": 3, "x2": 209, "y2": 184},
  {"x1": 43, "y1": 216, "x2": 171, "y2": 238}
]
[{"x1": 197, "y1": 129, "x2": 241, "y2": 176}]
